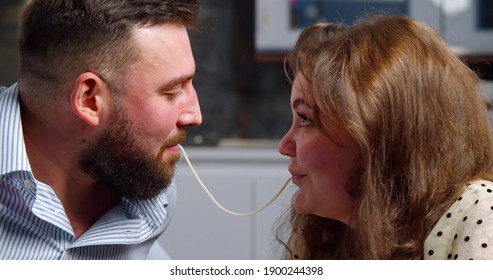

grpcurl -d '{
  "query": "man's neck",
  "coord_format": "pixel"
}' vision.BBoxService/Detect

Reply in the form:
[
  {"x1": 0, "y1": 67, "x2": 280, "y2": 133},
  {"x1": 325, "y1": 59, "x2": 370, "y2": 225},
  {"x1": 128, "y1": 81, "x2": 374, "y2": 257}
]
[
  {"x1": 61, "y1": 182, "x2": 121, "y2": 238},
  {"x1": 20, "y1": 100, "x2": 119, "y2": 239}
]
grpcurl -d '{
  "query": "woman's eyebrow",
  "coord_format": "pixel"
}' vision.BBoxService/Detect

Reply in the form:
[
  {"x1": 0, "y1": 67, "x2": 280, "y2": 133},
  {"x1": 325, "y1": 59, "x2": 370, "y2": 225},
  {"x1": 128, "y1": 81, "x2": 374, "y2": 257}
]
[{"x1": 293, "y1": 98, "x2": 312, "y2": 109}]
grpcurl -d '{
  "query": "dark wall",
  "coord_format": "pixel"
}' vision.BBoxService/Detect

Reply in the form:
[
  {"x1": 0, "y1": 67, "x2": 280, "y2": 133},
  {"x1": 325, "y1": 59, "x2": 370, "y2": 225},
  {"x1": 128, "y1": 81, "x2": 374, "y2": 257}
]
[
  {"x1": 0, "y1": 0, "x2": 292, "y2": 145},
  {"x1": 0, "y1": 0, "x2": 22, "y2": 86},
  {"x1": 185, "y1": 0, "x2": 292, "y2": 145}
]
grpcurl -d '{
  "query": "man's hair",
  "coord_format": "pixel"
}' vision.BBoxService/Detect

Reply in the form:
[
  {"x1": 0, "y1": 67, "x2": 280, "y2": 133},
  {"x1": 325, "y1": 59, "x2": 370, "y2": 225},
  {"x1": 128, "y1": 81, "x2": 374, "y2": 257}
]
[{"x1": 18, "y1": 0, "x2": 199, "y2": 103}]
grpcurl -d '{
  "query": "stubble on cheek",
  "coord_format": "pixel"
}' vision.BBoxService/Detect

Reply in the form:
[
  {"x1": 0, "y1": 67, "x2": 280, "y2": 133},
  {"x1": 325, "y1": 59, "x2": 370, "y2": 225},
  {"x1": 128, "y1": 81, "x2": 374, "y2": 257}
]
[
  {"x1": 154, "y1": 145, "x2": 180, "y2": 176},
  {"x1": 153, "y1": 130, "x2": 187, "y2": 175}
]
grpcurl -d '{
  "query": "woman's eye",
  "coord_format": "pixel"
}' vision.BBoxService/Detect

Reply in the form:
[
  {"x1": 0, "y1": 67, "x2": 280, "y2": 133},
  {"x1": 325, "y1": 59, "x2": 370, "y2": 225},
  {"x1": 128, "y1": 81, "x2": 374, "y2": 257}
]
[{"x1": 296, "y1": 112, "x2": 314, "y2": 127}]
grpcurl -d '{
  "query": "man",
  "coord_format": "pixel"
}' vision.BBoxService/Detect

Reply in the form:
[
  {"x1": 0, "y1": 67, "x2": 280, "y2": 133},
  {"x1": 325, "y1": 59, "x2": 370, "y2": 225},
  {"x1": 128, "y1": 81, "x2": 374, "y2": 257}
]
[{"x1": 0, "y1": 0, "x2": 202, "y2": 259}]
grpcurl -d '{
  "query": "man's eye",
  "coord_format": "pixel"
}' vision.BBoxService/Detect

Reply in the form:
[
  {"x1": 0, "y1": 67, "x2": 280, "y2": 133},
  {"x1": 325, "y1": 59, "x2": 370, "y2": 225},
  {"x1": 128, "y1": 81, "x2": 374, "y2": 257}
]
[{"x1": 163, "y1": 90, "x2": 182, "y2": 99}]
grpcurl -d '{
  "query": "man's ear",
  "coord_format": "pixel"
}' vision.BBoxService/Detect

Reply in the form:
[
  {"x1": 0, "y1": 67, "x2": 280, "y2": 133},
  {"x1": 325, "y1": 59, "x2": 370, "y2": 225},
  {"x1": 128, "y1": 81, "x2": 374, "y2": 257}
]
[{"x1": 70, "y1": 72, "x2": 111, "y2": 127}]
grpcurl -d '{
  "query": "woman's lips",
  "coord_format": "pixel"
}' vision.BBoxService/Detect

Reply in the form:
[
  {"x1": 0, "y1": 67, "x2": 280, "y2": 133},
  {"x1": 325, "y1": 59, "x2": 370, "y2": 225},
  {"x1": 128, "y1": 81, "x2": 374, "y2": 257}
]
[{"x1": 289, "y1": 168, "x2": 306, "y2": 185}]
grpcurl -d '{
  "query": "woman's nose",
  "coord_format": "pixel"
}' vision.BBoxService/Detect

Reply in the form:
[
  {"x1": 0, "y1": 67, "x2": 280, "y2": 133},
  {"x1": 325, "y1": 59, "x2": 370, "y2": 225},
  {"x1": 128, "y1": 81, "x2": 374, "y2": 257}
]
[{"x1": 278, "y1": 128, "x2": 295, "y2": 157}]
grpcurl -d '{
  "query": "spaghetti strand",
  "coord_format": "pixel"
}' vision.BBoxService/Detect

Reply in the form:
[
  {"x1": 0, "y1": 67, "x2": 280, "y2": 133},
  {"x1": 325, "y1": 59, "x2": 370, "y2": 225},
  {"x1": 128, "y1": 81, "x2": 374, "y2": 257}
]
[{"x1": 178, "y1": 144, "x2": 291, "y2": 216}]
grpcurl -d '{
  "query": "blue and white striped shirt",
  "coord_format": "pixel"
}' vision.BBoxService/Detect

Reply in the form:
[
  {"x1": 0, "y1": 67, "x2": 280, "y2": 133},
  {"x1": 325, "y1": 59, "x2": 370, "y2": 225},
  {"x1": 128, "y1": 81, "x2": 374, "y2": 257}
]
[{"x1": 0, "y1": 84, "x2": 176, "y2": 259}]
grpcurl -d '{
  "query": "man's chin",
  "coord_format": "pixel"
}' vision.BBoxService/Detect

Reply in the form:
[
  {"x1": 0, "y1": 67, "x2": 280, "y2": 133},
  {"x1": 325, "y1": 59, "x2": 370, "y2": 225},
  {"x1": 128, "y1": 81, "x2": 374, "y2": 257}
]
[{"x1": 120, "y1": 183, "x2": 169, "y2": 200}]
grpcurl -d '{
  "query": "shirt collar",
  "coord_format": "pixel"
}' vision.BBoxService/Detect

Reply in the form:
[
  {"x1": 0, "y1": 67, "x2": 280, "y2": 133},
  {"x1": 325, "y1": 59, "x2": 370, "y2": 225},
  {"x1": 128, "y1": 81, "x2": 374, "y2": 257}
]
[
  {"x1": 121, "y1": 186, "x2": 170, "y2": 230},
  {"x1": 0, "y1": 83, "x2": 32, "y2": 175}
]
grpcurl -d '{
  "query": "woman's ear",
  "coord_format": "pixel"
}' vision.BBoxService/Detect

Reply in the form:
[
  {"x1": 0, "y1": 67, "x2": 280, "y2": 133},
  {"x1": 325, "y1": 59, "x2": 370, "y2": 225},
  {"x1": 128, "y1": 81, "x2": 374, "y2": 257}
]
[{"x1": 70, "y1": 72, "x2": 111, "y2": 127}]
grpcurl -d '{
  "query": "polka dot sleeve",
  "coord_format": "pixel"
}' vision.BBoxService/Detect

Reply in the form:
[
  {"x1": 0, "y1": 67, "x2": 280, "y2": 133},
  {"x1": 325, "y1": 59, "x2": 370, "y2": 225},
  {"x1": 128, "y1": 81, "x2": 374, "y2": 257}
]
[
  {"x1": 452, "y1": 192, "x2": 493, "y2": 259},
  {"x1": 424, "y1": 180, "x2": 493, "y2": 260}
]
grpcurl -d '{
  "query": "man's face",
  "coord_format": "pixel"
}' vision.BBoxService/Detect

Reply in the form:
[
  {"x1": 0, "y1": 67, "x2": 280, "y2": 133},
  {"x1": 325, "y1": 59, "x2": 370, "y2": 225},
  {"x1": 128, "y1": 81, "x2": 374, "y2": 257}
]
[
  {"x1": 79, "y1": 103, "x2": 186, "y2": 199},
  {"x1": 80, "y1": 22, "x2": 202, "y2": 200}
]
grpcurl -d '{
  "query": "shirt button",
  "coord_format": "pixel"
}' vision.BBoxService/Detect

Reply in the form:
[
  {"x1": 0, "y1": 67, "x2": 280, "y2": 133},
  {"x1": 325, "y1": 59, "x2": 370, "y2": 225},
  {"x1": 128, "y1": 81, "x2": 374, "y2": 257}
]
[
  {"x1": 24, "y1": 180, "x2": 33, "y2": 189},
  {"x1": 64, "y1": 249, "x2": 71, "y2": 260}
]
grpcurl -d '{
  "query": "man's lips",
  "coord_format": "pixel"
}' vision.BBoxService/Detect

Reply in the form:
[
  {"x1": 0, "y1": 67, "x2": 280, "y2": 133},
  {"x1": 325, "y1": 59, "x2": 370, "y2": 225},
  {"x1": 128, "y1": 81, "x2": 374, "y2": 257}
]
[
  {"x1": 157, "y1": 142, "x2": 183, "y2": 157},
  {"x1": 165, "y1": 145, "x2": 180, "y2": 153},
  {"x1": 162, "y1": 130, "x2": 188, "y2": 153}
]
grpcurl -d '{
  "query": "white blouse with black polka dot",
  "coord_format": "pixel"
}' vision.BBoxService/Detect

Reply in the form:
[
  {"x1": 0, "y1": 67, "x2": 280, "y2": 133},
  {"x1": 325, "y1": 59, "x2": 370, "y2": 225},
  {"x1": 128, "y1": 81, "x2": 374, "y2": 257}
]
[{"x1": 424, "y1": 180, "x2": 493, "y2": 260}]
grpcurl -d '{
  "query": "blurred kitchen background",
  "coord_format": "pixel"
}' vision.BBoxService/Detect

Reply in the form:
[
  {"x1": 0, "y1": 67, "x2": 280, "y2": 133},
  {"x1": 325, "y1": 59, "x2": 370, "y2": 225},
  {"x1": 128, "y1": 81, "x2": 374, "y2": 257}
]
[{"x1": 1, "y1": 0, "x2": 492, "y2": 260}]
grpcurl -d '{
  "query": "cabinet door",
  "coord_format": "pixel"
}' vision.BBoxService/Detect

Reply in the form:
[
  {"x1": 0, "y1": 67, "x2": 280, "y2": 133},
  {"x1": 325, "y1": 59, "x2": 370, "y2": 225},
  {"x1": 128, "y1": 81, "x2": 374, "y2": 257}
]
[{"x1": 159, "y1": 147, "x2": 291, "y2": 260}]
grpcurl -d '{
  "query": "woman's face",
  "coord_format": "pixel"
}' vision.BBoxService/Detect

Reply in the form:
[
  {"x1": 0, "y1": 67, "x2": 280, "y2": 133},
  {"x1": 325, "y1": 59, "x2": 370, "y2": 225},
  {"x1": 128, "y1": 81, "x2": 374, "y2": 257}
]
[{"x1": 278, "y1": 73, "x2": 359, "y2": 225}]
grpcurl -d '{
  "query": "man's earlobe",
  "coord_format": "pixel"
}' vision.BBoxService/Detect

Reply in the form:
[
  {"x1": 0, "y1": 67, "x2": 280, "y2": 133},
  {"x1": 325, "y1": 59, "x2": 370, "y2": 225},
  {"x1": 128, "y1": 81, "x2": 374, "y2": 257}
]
[{"x1": 70, "y1": 72, "x2": 109, "y2": 127}]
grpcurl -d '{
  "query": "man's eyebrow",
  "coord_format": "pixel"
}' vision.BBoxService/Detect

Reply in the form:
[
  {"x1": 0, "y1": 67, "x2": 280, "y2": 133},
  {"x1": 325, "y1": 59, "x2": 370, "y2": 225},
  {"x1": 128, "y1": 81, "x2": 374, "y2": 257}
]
[{"x1": 157, "y1": 74, "x2": 194, "y2": 92}]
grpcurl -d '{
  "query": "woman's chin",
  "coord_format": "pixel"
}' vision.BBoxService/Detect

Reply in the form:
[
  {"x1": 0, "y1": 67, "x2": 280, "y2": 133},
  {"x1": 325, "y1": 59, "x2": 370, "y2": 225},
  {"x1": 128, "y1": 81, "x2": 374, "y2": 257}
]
[{"x1": 292, "y1": 192, "x2": 309, "y2": 214}]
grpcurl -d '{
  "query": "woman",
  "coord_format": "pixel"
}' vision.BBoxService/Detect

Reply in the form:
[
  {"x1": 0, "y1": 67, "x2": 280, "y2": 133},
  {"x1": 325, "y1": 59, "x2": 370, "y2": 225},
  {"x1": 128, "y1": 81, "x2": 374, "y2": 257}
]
[{"x1": 277, "y1": 14, "x2": 493, "y2": 259}]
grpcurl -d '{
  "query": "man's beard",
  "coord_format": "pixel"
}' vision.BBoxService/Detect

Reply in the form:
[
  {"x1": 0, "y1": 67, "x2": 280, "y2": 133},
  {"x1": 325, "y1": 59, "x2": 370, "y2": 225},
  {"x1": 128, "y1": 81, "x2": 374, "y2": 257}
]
[{"x1": 79, "y1": 106, "x2": 186, "y2": 200}]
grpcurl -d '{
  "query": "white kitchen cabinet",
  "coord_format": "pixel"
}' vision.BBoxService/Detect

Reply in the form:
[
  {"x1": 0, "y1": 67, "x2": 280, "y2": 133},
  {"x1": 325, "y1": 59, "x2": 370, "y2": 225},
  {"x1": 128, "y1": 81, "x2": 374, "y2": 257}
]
[{"x1": 158, "y1": 146, "x2": 294, "y2": 260}]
